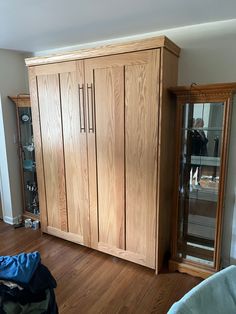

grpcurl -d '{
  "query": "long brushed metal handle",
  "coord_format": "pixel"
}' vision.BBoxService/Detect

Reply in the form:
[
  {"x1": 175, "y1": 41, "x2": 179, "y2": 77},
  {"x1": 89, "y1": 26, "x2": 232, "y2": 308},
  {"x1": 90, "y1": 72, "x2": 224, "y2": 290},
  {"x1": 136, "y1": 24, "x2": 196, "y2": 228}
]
[
  {"x1": 87, "y1": 83, "x2": 95, "y2": 133},
  {"x1": 78, "y1": 84, "x2": 86, "y2": 133}
]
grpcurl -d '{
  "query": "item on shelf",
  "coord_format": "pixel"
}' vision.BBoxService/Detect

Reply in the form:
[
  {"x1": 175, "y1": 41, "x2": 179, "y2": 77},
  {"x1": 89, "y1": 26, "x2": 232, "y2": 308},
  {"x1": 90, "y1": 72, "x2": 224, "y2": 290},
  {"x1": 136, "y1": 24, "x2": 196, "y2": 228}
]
[
  {"x1": 20, "y1": 113, "x2": 30, "y2": 123},
  {"x1": 23, "y1": 142, "x2": 35, "y2": 152},
  {"x1": 31, "y1": 196, "x2": 39, "y2": 215},
  {"x1": 26, "y1": 181, "x2": 37, "y2": 192},
  {"x1": 23, "y1": 159, "x2": 35, "y2": 171}
]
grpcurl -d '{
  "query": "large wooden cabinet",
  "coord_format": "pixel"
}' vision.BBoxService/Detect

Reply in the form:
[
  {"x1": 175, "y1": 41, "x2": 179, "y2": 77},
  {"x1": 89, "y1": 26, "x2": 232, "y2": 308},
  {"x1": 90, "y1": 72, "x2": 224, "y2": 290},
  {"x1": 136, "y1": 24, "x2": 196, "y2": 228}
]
[{"x1": 27, "y1": 36, "x2": 180, "y2": 271}]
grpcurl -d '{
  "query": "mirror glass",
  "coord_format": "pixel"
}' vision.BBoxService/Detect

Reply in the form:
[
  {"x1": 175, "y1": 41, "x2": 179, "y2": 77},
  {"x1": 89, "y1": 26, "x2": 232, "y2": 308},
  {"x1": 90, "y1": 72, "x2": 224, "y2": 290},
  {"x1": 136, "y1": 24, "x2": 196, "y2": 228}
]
[
  {"x1": 177, "y1": 102, "x2": 224, "y2": 267},
  {"x1": 19, "y1": 107, "x2": 39, "y2": 216}
]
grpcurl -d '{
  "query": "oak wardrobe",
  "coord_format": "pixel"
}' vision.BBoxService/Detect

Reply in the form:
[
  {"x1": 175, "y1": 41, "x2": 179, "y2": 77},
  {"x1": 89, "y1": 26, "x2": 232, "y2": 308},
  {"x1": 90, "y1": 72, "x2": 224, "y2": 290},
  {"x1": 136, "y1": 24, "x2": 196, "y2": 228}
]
[{"x1": 26, "y1": 36, "x2": 180, "y2": 272}]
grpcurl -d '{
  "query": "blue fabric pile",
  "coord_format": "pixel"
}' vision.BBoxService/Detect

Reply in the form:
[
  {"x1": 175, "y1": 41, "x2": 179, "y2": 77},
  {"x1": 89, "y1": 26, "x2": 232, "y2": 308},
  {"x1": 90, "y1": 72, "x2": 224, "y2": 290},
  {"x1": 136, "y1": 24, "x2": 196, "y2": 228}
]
[{"x1": 0, "y1": 252, "x2": 58, "y2": 314}]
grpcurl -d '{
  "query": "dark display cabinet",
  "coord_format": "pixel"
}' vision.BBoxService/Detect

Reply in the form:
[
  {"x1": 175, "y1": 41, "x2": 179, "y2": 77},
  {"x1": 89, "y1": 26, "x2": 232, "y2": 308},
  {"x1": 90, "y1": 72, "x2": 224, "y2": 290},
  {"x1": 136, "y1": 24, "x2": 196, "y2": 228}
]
[
  {"x1": 169, "y1": 83, "x2": 236, "y2": 278},
  {"x1": 9, "y1": 95, "x2": 39, "y2": 219}
]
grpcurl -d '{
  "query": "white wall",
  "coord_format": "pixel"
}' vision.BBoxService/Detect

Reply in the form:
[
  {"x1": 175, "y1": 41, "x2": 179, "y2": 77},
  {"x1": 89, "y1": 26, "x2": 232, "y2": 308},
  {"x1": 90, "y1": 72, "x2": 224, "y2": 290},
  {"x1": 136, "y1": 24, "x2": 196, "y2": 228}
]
[
  {"x1": 33, "y1": 19, "x2": 236, "y2": 265},
  {"x1": 0, "y1": 49, "x2": 29, "y2": 223},
  {"x1": 228, "y1": 98, "x2": 236, "y2": 265},
  {"x1": 159, "y1": 21, "x2": 236, "y2": 267},
  {"x1": 163, "y1": 22, "x2": 236, "y2": 267}
]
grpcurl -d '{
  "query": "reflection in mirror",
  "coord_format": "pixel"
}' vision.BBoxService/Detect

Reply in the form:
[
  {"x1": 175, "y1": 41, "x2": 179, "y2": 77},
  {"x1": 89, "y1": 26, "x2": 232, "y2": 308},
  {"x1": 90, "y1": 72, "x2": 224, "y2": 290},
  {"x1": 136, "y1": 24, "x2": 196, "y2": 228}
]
[
  {"x1": 178, "y1": 102, "x2": 224, "y2": 267},
  {"x1": 19, "y1": 107, "x2": 39, "y2": 215}
]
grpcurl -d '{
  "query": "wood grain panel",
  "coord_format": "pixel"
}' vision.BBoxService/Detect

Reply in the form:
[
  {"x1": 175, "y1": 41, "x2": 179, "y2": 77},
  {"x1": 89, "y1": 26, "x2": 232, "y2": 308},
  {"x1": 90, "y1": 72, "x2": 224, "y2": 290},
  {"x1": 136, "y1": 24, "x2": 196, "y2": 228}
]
[
  {"x1": 60, "y1": 61, "x2": 90, "y2": 245},
  {"x1": 37, "y1": 74, "x2": 68, "y2": 231},
  {"x1": 157, "y1": 48, "x2": 179, "y2": 272},
  {"x1": 125, "y1": 50, "x2": 160, "y2": 268},
  {"x1": 215, "y1": 98, "x2": 231, "y2": 270},
  {"x1": 85, "y1": 50, "x2": 160, "y2": 268},
  {"x1": 97, "y1": 243, "x2": 148, "y2": 268},
  {"x1": 94, "y1": 66, "x2": 125, "y2": 249},
  {"x1": 25, "y1": 36, "x2": 180, "y2": 66},
  {"x1": 47, "y1": 226, "x2": 84, "y2": 245},
  {"x1": 27, "y1": 43, "x2": 181, "y2": 272},
  {"x1": 84, "y1": 68, "x2": 98, "y2": 249},
  {"x1": 33, "y1": 61, "x2": 77, "y2": 76}
]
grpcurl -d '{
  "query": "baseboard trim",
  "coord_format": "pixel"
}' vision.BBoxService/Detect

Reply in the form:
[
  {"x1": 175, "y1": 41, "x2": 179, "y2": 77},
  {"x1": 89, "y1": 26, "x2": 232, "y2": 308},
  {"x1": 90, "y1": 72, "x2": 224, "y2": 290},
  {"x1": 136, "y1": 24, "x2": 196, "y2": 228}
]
[{"x1": 3, "y1": 215, "x2": 19, "y2": 225}]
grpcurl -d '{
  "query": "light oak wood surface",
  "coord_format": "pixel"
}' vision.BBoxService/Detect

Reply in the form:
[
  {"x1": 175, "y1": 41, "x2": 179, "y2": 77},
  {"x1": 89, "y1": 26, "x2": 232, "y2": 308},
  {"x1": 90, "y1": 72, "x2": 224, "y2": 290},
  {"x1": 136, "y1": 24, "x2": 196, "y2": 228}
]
[
  {"x1": 25, "y1": 36, "x2": 180, "y2": 66},
  {"x1": 214, "y1": 97, "x2": 232, "y2": 270},
  {"x1": 60, "y1": 61, "x2": 90, "y2": 246},
  {"x1": 94, "y1": 66, "x2": 125, "y2": 249},
  {"x1": 84, "y1": 50, "x2": 161, "y2": 268},
  {"x1": 30, "y1": 61, "x2": 92, "y2": 244},
  {"x1": 27, "y1": 38, "x2": 180, "y2": 272},
  {"x1": 125, "y1": 50, "x2": 159, "y2": 268},
  {"x1": 37, "y1": 73, "x2": 68, "y2": 232},
  {"x1": 156, "y1": 48, "x2": 179, "y2": 272}
]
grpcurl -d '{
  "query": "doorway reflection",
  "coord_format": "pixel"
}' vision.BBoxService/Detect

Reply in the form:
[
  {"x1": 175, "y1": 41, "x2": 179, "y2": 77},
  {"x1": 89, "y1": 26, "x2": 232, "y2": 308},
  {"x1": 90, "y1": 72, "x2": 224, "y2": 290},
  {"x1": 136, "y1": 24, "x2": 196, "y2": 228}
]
[{"x1": 178, "y1": 102, "x2": 224, "y2": 266}]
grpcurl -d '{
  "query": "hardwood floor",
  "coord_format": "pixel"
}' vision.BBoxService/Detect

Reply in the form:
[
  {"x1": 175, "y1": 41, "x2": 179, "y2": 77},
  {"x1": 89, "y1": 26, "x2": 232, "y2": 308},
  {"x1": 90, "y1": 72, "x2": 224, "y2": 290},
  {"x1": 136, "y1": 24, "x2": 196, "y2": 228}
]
[{"x1": 0, "y1": 220, "x2": 201, "y2": 313}]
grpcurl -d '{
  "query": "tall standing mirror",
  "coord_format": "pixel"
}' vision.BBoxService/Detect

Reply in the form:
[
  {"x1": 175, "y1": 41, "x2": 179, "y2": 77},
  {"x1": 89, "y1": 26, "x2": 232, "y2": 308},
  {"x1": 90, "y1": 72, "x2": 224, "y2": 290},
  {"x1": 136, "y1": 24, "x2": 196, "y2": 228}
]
[{"x1": 169, "y1": 83, "x2": 236, "y2": 278}]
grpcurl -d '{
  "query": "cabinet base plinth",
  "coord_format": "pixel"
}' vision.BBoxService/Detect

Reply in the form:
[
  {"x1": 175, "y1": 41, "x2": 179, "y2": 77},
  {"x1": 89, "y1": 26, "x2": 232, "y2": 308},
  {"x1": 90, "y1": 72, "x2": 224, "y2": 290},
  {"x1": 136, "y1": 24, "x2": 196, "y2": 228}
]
[{"x1": 169, "y1": 259, "x2": 215, "y2": 279}]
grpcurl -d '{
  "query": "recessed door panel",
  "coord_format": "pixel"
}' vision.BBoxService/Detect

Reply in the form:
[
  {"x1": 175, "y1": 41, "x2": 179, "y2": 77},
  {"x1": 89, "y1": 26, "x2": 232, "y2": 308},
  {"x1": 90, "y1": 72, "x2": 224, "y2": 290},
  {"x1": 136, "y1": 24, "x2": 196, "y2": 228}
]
[
  {"x1": 35, "y1": 61, "x2": 90, "y2": 244},
  {"x1": 37, "y1": 74, "x2": 67, "y2": 231},
  {"x1": 85, "y1": 50, "x2": 160, "y2": 268},
  {"x1": 60, "y1": 61, "x2": 90, "y2": 245},
  {"x1": 94, "y1": 66, "x2": 125, "y2": 249},
  {"x1": 125, "y1": 60, "x2": 159, "y2": 268}
]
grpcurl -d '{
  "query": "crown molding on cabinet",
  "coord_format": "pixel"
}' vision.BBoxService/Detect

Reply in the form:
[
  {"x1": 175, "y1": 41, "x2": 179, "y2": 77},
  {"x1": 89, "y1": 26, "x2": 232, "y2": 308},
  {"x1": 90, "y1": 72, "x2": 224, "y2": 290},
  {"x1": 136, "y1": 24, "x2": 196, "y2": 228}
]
[{"x1": 25, "y1": 36, "x2": 180, "y2": 66}]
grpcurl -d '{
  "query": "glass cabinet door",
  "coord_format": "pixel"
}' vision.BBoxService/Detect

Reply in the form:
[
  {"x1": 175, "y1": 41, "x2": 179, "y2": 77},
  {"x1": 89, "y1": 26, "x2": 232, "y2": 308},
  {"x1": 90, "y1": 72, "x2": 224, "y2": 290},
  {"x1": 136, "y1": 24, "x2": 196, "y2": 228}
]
[
  {"x1": 177, "y1": 102, "x2": 224, "y2": 267},
  {"x1": 18, "y1": 107, "x2": 39, "y2": 216}
]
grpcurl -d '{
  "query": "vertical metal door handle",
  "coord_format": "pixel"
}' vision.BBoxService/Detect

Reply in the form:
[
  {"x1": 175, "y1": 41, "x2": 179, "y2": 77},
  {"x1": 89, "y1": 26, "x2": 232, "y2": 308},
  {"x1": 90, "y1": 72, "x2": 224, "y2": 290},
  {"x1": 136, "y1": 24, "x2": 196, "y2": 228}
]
[
  {"x1": 87, "y1": 83, "x2": 95, "y2": 133},
  {"x1": 78, "y1": 84, "x2": 86, "y2": 133}
]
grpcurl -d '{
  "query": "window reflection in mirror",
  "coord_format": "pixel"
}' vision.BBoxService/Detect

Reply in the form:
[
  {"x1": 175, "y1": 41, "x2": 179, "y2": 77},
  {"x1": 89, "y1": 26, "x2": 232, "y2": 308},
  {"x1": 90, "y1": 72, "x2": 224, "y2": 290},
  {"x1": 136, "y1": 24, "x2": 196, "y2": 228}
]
[{"x1": 178, "y1": 102, "x2": 224, "y2": 267}]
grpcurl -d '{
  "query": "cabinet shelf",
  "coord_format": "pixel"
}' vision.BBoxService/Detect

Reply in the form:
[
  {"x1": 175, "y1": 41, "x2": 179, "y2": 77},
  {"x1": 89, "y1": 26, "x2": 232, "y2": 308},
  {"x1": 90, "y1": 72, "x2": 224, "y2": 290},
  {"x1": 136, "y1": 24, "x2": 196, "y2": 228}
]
[
  {"x1": 180, "y1": 189, "x2": 218, "y2": 202},
  {"x1": 182, "y1": 127, "x2": 223, "y2": 131},
  {"x1": 23, "y1": 168, "x2": 36, "y2": 173},
  {"x1": 183, "y1": 156, "x2": 220, "y2": 167}
]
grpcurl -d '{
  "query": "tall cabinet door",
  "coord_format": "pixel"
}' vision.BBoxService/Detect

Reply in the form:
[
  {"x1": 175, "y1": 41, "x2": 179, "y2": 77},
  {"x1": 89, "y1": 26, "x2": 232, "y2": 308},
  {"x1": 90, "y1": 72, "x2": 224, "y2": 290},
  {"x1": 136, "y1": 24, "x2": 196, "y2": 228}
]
[
  {"x1": 29, "y1": 61, "x2": 90, "y2": 246},
  {"x1": 85, "y1": 49, "x2": 160, "y2": 268}
]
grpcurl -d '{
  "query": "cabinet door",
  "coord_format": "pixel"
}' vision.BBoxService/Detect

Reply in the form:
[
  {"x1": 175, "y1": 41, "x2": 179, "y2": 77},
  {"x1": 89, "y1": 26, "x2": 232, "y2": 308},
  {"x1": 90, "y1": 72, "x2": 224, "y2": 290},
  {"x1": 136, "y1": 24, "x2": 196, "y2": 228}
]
[
  {"x1": 85, "y1": 50, "x2": 160, "y2": 268},
  {"x1": 29, "y1": 61, "x2": 90, "y2": 245}
]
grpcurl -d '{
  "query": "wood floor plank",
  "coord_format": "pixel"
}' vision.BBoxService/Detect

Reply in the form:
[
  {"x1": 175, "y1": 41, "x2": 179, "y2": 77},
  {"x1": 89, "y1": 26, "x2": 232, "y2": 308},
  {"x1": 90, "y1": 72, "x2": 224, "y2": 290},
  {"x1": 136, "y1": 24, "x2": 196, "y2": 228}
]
[{"x1": 0, "y1": 221, "x2": 201, "y2": 313}]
